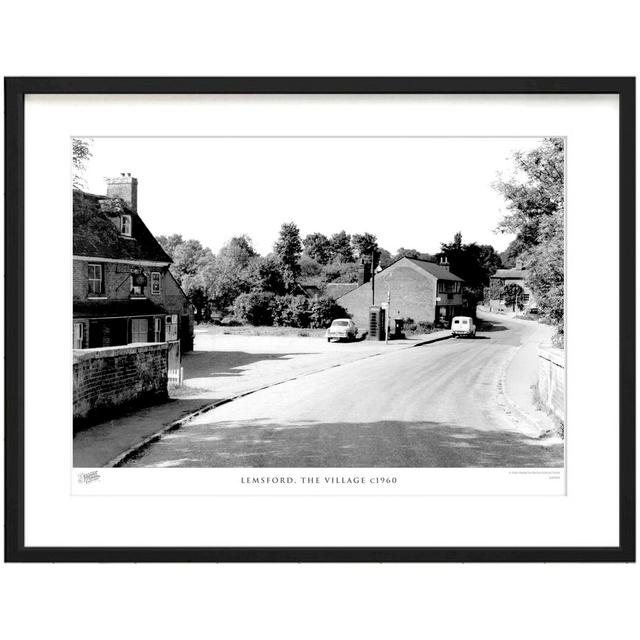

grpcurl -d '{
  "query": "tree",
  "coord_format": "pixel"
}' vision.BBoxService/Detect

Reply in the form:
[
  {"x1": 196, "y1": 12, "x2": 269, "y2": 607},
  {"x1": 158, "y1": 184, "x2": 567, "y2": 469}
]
[
  {"x1": 181, "y1": 273, "x2": 214, "y2": 323},
  {"x1": 328, "y1": 230, "x2": 354, "y2": 262},
  {"x1": 494, "y1": 137, "x2": 564, "y2": 248},
  {"x1": 72, "y1": 138, "x2": 92, "y2": 189},
  {"x1": 494, "y1": 137, "x2": 564, "y2": 330},
  {"x1": 436, "y1": 232, "x2": 502, "y2": 306},
  {"x1": 246, "y1": 254, "x2": 286, "y2": 295},
  {"x1": 395, "y1": 247, "x2": 421, "y2": 260},
  {"x1": 208, "y1": 236, "x2": 258, "y2": 311},
  {"x1": 233, "y1": 291, "x2": 275, "y2": 326},
  {"x1": 303, "y1": 232, "x2": 332, "y2": 264},
  {"x1": 156, "y1": 233, "x2": 259, "y2": 320},
  {"x1": 274, "y1": 222, "x2": 303, "y2": 290},
  {"x1": 351, "y1": 232, "x2": 378, "y2": 259},
  {"x1": 476, "y1": 244, "x2": 503, "y2": 279},
  {"x1": 321, "y1": 260, "x2": 359, "y2": 283},
  {"x1": 309, "y1": 297, "x2": 351, "y2": 328},
  {"x1": 484, "y1": 279, "x2": 504, "y2": 306},
  {"x1": 524, "y1": 213, "x2": 564, "y2": 324},
  {"x1": 299, "y1": 254, "x2": 323, "y2": 277},
  {"x1": 352, "y1": 232, "x2": 387, "y2": 272},
  {"x1": 217, "y1": 234, "x2": 257, "y2": 269},
  {"x1": 159, "y1": 237, "x2": 217, "y2": 322},
  {"x1": 156, "y1": 233, "x2": 185, "y2": 259},
  {"x1": 272, "y1": 295, "x2": 311, "y2": 327},
  {"x1": 499, "y1": 236, "x2": 530, "y2": 268},
  {"x1": 502, "y1": 283, "x2": 525, "y2": 311},
  {"x1": 171, "y1": 239, "x2": 215, "y2": 282},
  {"x1": 377, "y1": 247, "x2": 393, "y2": 269}
]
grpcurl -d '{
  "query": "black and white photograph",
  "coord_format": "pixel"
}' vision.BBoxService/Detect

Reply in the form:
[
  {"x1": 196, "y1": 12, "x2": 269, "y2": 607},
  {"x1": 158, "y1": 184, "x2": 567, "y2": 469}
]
[
  {"x1": 2, "y1": 2, "x2": 638, "y2": 636},
  {"x1": 72, "y1": 135, "x2": 566, "y2": 471}
]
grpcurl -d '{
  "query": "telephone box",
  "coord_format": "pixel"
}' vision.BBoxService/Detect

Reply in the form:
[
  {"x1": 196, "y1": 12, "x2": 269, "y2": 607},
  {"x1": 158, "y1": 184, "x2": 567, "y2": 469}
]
[
  {"x1": 393, "y1": 318, "x2": 404, "y2": 339},
  {"x1": 368, "y1": 305, "x2": 386, "y2": 341}
]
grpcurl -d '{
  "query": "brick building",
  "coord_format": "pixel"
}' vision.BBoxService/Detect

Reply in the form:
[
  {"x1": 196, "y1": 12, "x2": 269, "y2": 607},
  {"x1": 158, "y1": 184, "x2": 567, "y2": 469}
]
[
  {"x1": 73, "y1": 174, "x2": 194, "y2": 352},
  {"x1": 488, "y1": 259, "x2": 537, "y2": 312},
  {"x1": 334, "y1": 256, "x2": 466, "y2": 329}
]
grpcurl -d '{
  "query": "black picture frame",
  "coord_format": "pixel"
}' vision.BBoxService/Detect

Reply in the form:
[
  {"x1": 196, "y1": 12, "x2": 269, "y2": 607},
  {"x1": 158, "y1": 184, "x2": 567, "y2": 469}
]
[{"x1": 4, "y1": 77, "x2": 635, "y2": 563}]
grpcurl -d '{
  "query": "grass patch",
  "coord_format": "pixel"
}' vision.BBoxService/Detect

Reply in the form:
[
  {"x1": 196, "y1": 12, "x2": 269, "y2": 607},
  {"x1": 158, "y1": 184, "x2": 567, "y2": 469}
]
[{"x1": 199, "y1": 324, "x2": 326, "y2": 338}]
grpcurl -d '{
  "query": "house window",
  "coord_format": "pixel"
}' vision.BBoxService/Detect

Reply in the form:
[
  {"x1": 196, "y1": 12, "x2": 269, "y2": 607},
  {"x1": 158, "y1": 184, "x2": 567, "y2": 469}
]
[
  {"x1": 73, "y1": 322, "x2": 84, "y2": 349},
  {"x1": 131, "y1": 318, "x2": 149, "y2": 343},
  {"x1": 154, "y1": 317, "x2": 162, "y2": 342},
  {"x1": 88, "y1": 263, "x2": 103, "y2": 296},
  {"x1": 121, "y1": 214, "x2": 132, "y2": 236},
  {"x1": 522, "y1": 293, "x2": 530, "y2": 303},
  {"x1": 151, "y1": 272, "x2": 161, "y2": 295},
  {"x1": 438, "y1": 281, "x2": 461, "y2": 294}
]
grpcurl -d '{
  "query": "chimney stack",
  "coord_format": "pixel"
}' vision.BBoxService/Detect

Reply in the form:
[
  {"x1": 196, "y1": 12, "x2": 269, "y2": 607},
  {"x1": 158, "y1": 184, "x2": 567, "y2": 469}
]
[
  {"x1": 105, "y1": 173, "x2": 138, "y2": 211},
  {"x1": 357, "y1": 258, "x2": 372, "y2": 286},
  {"x1": 439, "y1": 256, "x2": 450, "y2": 272},
  {"x1": 515, "y1": 258, "x2": 524, "y2": 270}
]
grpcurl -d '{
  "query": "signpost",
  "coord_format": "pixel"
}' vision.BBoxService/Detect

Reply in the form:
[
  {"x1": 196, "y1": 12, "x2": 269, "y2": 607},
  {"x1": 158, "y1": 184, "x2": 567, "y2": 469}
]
[{"x1": 384, "y1": 289, "x2": 390, "y2": 344}]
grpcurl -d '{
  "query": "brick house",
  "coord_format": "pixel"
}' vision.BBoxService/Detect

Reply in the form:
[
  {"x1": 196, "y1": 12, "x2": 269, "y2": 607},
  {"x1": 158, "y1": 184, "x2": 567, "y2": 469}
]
[
  {"x1": 73, "y1": 174, "x2": 194, "y2": 352},
  {"x1": 488, "y1": 259, "x2": 537, "y2": 312},
  {"x1": 334, "y1": 256, "x2": 467, "y2": 329}
]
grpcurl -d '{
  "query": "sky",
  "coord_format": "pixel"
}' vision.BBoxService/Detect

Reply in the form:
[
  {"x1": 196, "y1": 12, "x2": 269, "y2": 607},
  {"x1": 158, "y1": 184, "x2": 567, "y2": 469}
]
[{"x1": 80, "y1": 136, "x2": 543, "y2": 257}]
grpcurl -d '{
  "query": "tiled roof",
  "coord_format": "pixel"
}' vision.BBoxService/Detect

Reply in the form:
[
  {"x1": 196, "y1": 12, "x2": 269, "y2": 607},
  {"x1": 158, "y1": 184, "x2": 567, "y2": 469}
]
[
  {"x1": 296, "y1": 283, "x2": 322, "y2": 298},
  {"x1": 326, "y1": 282, "x2": 359, "y2": 299},
  {"x1": 73, "y1": 190, "x2": 172, "y2": 264},
  {"x1": 493, "y1": 268, "x2": 526, "y2": 279},
  {"x1": 73, "y1": 298, "x2": 168, "y2": 319},
  {"x1": 403, "y1": 257, "x2": 464, "y2": 282},
  {"x1": 329, "y1": 257, "x2": 464, "y2": 300}
]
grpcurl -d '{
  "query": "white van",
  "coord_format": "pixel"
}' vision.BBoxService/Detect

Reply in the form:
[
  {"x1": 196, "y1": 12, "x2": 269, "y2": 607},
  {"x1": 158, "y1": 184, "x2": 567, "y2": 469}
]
[{"x1": 451, "y1": 316, "x2": 476, "y2": 338}]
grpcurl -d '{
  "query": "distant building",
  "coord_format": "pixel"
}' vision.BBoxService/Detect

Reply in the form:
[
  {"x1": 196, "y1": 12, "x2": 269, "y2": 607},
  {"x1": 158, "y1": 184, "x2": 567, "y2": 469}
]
[
  {"x1": 294, "y1": 283, "x2": 322, "y2": 300},
  {"x1": 488, "y1": 259, "x2": 537, "y2": 312},
  {"x1": 325, "y1": 282, "x2": 359, "y2": 300},
  {"x1": 334, "y1": 256, "x2": 467, "y2": 329},
  {"x1": 73, "y1": 174, "x2": 194, "y2": 352}
]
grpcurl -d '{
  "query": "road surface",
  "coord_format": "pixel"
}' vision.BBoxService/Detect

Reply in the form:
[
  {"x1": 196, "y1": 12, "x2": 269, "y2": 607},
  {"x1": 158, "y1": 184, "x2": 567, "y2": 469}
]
[{"x1": 125, "y1": 316, "x2": 563, "y2": 468}]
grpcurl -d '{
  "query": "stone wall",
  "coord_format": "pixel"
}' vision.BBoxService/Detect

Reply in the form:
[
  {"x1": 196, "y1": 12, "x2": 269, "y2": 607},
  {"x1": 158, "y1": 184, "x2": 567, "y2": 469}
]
[
  {"x1": 537, "y1": 346, "x2": 565, "y2": 423},
  {"x1": 73, "y1": 342, "x2": 168, "y2": 425}
]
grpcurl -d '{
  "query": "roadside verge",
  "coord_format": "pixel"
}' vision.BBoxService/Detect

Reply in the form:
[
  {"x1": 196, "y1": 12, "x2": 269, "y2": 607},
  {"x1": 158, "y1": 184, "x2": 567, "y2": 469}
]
[{"x1": 498, "y1": 323, "x2": 559, "y2": 438}]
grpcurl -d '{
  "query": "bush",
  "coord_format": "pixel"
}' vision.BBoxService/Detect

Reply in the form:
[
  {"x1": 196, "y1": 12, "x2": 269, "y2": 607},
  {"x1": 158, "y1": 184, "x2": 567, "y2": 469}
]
[
  {"x1": 233, "y1": 291, "x2": 275, "y2": 326},
  {"x1": 321, "y1": 260, "x2": 359, "y2": 283},
  {"x1": 551, "y1": 326, "x2": 565, "y2": 349},
  {"x1": 416, "y1": 321, "x2": 436, "y2": 334},
  {"x1": 402, "y1": 317, "x2": 417, "y2": 333},
  {"x1": 309, "y1": 297, "x2": 350, "y2": 328},
  {"x1": 401, "y1": 318, "x2": 436, "y2": 335},
  {"x1": 272, "y1": 295, "x2": 311, "y2": 327}
]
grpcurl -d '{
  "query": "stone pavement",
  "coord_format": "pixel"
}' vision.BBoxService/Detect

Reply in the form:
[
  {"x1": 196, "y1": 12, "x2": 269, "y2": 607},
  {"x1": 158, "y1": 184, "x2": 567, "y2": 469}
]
[{"x1": 73, "y1": 329, "x2": 450, "y2": 467}]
